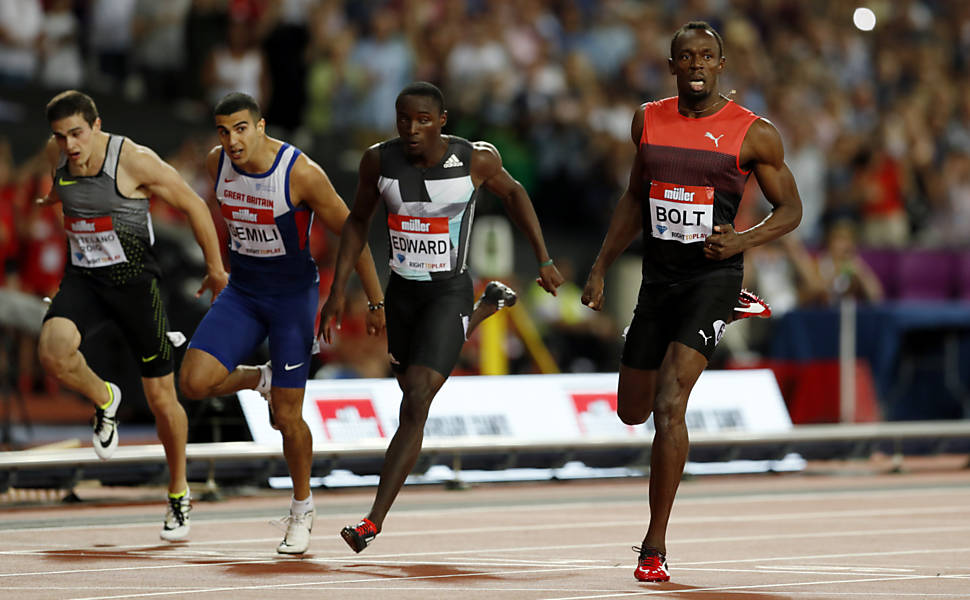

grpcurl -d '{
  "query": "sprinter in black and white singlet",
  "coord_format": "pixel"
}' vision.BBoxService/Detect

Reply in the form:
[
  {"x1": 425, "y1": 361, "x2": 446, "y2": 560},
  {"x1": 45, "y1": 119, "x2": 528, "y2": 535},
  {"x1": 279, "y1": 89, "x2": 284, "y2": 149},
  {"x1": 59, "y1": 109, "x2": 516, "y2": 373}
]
[
  {"x1": 379, "y1": 135, "x2": 476, "y2": 282},
  {"x1": 37, "y1": 90, "x2": 229, "y2": 542},
  {"x1": 320, "y1": 82, "x2": 564, "y2": 554},
  {"x1": 178, "y1": 92, "x2": 385, "y2": 556}
]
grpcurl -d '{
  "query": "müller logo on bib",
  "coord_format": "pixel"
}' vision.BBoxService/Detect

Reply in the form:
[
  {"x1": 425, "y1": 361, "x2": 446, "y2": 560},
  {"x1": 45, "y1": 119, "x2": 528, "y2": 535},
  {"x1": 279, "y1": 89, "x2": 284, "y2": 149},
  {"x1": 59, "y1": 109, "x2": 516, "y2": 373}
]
[
  {"x1": 389, "y1": 214, "x2": 448, "y2": 234},
  {"x1": 66, "y1": 215, "x2": 112, "y2": 233},
  {"x1": 388, "y1": 214, "x2": 451, "y2": 272},
  {"x1": 648, "y1": 180, "x2": 714, "y2": 244}
]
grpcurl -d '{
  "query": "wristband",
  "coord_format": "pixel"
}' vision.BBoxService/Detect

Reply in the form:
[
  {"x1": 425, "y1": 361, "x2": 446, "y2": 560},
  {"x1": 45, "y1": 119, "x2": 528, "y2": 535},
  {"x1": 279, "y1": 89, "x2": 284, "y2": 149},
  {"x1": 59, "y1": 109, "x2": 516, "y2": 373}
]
[
  {"x1": 367, "y1": 301, "x2": 384, "y2": 311},
  {"x1": 539, "y1": 259, "x2": 554, "y2": 267}
]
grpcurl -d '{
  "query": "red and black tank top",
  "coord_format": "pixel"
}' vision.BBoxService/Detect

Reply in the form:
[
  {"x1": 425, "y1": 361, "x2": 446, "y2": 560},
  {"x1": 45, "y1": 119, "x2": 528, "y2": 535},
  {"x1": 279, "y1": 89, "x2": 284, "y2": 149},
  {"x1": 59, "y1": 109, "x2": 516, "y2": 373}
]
[{"x1": 638, "y1": 96, "x2": 759, "y2": 283}]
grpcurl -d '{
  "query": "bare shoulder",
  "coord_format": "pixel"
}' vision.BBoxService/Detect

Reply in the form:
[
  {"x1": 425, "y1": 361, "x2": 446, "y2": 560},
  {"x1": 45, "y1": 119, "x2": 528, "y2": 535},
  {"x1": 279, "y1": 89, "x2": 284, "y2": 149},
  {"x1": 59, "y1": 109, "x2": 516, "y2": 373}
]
[
  {"x1": 471, "y1": 140, "x2": 502, "y2": 177},
  {"x1": 359, "y1": 143, "x2": 381, "y2": 174},
  {"x1": 742, "y1": 117, "x2": 784, "y2": 165},
  {"x1": 292, "y1": 151, "x2": 322, "y2": 176},
  {"x1": 119, "y1": 137, "x2": 168, "y2": 180},
  {"x1": 631, "y1": 103, "x2": 647, "y2": 144},
  {"x1": 205, "y1": 145, "x2": 222, "y2": 167},
  {"x1": 471, "y1": 140, "x2": 500, "y2": 157}
]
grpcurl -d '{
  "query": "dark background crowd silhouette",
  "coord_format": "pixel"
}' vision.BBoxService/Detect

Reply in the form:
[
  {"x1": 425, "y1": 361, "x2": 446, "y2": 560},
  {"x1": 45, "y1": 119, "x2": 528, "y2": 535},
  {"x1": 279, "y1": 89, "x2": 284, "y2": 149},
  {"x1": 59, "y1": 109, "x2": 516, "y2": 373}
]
[{"x1": 2, "y1": 0, "x2": 969, "y2": 442}]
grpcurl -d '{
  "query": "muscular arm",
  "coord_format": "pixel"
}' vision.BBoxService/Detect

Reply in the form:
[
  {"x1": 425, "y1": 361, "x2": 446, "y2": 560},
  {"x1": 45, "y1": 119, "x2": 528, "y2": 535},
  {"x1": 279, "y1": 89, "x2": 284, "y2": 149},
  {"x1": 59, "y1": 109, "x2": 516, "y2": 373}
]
[
  {"x1": 127, "y1": 141, "x2": 228, "y2": 298},
  {"x1": 582, "y1": 106, "x2": 646, "y2": 311},
  {"x1": 289, "y1": 153, "x2": 384, "y2": 309},
  {"x1": 704, "y1": 118, "x2": 802, "y2": 260},
  {"x1": 473, "y1": 142, "x2": 563, "y2": 295},
  {"x1": 319, "y1": 146, "x2": 384, "y2": 342}
]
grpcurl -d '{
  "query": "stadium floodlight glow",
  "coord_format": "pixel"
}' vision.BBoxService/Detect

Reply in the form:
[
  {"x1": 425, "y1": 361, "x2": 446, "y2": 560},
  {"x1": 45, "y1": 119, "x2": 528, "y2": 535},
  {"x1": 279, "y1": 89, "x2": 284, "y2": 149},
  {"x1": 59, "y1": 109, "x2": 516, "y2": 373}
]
[{"x1": 853, "y1": 7, "x2": 877, "y2": 31}]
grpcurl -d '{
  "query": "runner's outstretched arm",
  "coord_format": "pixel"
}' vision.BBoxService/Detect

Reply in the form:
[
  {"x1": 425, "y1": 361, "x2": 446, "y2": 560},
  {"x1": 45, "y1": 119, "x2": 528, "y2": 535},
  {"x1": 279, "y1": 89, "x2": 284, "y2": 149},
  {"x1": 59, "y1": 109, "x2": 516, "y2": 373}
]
[
  {"x1": 472, "y1": 141, "x2": 563, "y2": 295},
  {"x1": 290, "y1": 152, "x2": 385, "y2": 336},
  {"x1": 703, "y1": 118, "x2": 802, "y2": 261},
  {"x1": 320, "y1": 146, "x2": 383, "y2": 343},
  {"x1": 124, "y1": 142, "x2": 228, "y2": 301},
  {"x1": 582, "y1": 106, "x2": 647, "y2": 311}
]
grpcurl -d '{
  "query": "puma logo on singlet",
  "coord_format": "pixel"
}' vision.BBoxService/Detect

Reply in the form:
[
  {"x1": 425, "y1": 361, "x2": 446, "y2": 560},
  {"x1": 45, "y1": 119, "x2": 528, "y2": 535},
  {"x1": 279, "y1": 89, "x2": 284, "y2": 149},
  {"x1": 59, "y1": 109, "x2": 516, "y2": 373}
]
[
  {"x1": 698, "y1": 329, "x2": 712, "y2": 345},
  {"x1": 704, "y1": 132, "x2": 724, "y2": 148}
]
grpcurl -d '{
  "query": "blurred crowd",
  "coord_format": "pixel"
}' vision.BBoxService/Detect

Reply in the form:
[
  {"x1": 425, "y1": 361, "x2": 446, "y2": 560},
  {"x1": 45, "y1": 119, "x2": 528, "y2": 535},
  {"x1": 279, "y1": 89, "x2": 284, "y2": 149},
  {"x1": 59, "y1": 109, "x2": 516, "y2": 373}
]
[{"x1": 2, "y1": 0, "x2": 970, "y2": 389}]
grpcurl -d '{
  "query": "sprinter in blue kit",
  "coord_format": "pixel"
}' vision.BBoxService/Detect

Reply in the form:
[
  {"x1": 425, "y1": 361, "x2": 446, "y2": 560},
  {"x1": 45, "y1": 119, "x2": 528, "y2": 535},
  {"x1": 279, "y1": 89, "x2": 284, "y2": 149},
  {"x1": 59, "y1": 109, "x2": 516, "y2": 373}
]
[
  {"x1": 319, "y1": 82, "x2": 564, "y2": 553},
  {"x1": 179, "y1": 92, "x2": 385, "y2": 555}
]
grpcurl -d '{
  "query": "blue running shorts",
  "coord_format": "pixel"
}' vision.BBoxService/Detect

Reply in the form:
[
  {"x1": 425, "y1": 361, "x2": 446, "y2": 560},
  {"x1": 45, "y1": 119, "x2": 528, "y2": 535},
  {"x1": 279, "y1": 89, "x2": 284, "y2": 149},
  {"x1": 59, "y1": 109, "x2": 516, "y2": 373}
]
[{"x1": 188, "y1": 280, "x2": 318, "y2": 388}]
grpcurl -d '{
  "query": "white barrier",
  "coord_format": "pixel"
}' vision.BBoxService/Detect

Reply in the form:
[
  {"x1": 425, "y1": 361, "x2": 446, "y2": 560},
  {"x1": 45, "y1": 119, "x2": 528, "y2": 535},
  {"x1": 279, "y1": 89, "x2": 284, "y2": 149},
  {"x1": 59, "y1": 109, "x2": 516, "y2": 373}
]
[{"x1": 237, "y1": 369, "x2": 805, "y2": 485}]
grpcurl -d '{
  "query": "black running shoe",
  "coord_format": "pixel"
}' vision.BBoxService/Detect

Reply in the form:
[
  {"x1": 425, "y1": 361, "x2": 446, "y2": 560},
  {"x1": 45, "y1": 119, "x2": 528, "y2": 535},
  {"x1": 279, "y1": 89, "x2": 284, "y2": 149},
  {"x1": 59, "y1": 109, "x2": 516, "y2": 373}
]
[
  {"x1": 341, "y1": 518, "x2": 378, "y2": 553},
  {"x1": 481, "y1": 281, "x2": 517, "y2": 309}
]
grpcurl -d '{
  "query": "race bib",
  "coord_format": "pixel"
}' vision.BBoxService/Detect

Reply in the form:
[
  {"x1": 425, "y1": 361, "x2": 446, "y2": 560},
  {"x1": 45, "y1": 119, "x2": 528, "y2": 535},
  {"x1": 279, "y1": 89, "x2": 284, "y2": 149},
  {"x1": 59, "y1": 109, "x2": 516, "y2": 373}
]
[
  {"x1": 64, "y1": 215, "x2": 127, "y2": 268},
  {"x1": 221, "y1": 203, "x2": 285, "y2": 257},
  {"x1": 648, "y1": 181, "x2": 714, "y2": 244},
  {"x1": 388, "y1": 214, "x2": 451, "y2": 272}
]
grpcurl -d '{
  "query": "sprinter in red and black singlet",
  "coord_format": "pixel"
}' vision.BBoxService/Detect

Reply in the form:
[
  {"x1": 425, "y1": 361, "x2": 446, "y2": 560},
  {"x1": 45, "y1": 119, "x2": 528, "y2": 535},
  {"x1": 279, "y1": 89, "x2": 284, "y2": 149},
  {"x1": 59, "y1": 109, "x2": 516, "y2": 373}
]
[
  {"x1": 320, "y1": 82, "x2": 563, "y2": 554},
  {"x1": 582, "y1": 22, "x2": 803, "y2": 583}
]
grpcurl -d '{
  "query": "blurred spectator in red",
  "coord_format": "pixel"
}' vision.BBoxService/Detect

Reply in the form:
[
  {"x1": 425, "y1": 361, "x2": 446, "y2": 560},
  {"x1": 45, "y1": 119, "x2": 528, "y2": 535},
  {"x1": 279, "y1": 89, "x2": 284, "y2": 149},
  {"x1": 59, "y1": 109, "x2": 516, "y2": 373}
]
[
  {"x1": 0, "y1": 139, "x2": 20, "y2": 287},
  {"x1": 16, "y1": 168, "x2": 64, "y2": 299},
  {"x1": 849, "y1": 140, "x2": 910, "y2": 248}
]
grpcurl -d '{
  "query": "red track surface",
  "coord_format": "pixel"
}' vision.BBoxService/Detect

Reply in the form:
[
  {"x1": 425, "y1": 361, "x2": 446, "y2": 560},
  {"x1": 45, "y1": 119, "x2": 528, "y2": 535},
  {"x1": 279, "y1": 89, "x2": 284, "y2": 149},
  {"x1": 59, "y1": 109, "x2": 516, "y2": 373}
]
[{"x1": 1, "y1": 455, "x2": 969, "y2": 599}]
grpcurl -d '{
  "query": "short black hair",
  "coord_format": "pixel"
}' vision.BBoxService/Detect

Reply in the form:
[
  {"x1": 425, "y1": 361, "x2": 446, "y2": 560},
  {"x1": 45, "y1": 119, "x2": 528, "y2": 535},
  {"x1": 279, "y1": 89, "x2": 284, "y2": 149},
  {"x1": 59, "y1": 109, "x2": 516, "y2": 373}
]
[
  {"x1": 214, "y1": 92, "x2": 262, "y2": 122},
  {"x1": 396, "y1": 81, "x2": 445, "y2": 114},
  {"x1": 46, "y1": 90, "x2": 99, "y2": 126},
  {"x1": 670, "y1": 21, "x2": 724, "y2": 59}
]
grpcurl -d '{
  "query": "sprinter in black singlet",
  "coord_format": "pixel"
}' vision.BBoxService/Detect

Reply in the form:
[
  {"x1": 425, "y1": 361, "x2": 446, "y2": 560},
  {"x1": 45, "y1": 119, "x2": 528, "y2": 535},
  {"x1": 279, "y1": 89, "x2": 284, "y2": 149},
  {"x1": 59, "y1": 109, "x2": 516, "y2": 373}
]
[
  {"x1": 37, "y1": 90, "x2": 228, "y2": 542},
  {"x1": 581, "y1": 22, "x2": 803, "y2": 582},
  {"x1": 320, "y1": 82, "x2": 564, "y2": 553}
]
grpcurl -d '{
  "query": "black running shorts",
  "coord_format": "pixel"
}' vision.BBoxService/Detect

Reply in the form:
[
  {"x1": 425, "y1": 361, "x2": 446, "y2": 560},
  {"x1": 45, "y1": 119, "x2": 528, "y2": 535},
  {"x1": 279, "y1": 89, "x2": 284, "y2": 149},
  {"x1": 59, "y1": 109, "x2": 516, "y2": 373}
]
[
  {"x1": 384, "y1": 271, "x2": 473, "y2": 377},
  {"x1": 621, "y1": 271, "x2": 742, "y2": 369},
  {"x1": 44, "y1": 272, "x2": 175, "y2": 378}
]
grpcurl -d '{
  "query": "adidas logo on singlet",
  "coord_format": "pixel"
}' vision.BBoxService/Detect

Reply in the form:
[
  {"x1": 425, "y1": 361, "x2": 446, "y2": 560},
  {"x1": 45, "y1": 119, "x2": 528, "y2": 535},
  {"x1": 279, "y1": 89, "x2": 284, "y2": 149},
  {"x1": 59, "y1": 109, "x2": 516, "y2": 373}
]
[{"x1": 443, "y1": 154, "x2": 463, "y2": 168}]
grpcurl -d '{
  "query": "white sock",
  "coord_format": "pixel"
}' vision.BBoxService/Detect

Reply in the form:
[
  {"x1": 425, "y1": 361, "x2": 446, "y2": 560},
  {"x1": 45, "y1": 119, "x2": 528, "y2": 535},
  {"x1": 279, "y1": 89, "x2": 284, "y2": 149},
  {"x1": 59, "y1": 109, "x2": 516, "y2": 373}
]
[{"x1": 290, "y1": 494, "x2": 313, "y2": 515}]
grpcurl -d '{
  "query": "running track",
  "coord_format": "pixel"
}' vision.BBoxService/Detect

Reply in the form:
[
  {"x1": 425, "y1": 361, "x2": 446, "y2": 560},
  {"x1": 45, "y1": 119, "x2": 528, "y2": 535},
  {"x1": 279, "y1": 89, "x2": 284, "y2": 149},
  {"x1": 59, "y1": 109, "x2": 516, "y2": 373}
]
[{"x1": 1, "y1": 455, "x2": 968, "y2": 599}]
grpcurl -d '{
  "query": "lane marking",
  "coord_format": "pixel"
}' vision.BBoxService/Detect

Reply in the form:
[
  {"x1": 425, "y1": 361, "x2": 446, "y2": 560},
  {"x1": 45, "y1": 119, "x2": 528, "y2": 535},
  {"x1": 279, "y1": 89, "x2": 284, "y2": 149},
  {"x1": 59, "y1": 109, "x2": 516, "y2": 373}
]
[
  {"x1": 542, "y1": 572, "x2": 970, "y2": 600},
  {"x1": 2, "y1": 501, "x2": 968, "y2": 536}
]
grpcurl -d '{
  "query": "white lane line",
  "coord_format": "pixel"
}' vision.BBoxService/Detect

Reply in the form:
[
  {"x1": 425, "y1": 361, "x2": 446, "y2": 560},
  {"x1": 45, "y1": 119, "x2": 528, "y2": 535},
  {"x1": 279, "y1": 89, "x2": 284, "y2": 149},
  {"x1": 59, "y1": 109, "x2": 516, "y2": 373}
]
[
  {"x1": 755, "y1": 565, "x2": 914, "y2": 573},
  {"x1": 2, "y1": 502, "x2": 967, "y2": 542},
  {"x1": 540, "y1": 572, "x2": 970, "y2": 600},
  {"x1": 65, "y1": 565, "x2": 609, "y2": 600},
  {"x1": 678, "y1": 546, "x2": 970, "y2": 566},
  {"x1": 6, "y1": 521, "x2": 970, "y2": 559},
  {"x1": 2, "y1": 484, "x2": 968, "y2": 535},
  {"x1": 3, "y1": 544, "x2": 969, "y2": 582}
]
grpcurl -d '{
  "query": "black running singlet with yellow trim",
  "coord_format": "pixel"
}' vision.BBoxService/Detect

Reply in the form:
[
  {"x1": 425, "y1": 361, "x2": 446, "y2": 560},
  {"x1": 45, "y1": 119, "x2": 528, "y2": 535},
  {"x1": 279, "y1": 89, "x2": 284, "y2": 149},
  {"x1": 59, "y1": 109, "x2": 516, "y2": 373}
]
[{"x1": 54, "y1": 134, "x2": 161, "y2": 287}]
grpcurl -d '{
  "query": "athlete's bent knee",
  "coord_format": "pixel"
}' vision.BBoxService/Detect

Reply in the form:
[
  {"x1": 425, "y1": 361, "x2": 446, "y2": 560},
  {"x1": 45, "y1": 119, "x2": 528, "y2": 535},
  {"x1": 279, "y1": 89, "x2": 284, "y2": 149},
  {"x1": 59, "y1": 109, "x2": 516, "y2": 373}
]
[
  {"x1": 617, "y1": 406, "x2": 649, "y2": 426},
  {"x1": 273, "y1": 407, "x2": 305, "y2": 434},
  {"x1": 178, "y1": 370, "x2": 213, "y2": 400},
  {"x1": 399, "y1": 394, "x2": 433, "y2": 429}
]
